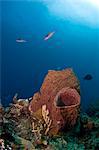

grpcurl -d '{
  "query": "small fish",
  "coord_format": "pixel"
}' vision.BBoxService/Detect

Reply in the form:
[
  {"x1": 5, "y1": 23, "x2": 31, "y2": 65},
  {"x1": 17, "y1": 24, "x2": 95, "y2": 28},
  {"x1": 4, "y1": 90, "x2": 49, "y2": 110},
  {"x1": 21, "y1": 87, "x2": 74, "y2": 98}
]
[
  {"x1": 84, "y1": 74, "x2": 93, "y2": 80},
  {"x1": 16, "y1": 38, "x2": 27, "y2": 43},
  {"x1": 44, "y1": 31, "x2": 55, "y2": 41}
]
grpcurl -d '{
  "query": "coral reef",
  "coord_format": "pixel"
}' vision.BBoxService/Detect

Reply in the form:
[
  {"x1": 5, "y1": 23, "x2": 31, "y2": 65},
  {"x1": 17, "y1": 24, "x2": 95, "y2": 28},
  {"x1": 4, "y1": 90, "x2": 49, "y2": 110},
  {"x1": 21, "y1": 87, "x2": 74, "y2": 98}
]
[
  {"x1": 0, "y1": 68, "x2": 99, "y2": 149},
  {"x1": 0, "y1": 105, "x2": 4, "y2": 136},
  {"x1": 0, "y1": 98, "x2": 99, "y2": 149},
  {"x1": 29, "y1": 68, "x2": 80, "y2": 135}
]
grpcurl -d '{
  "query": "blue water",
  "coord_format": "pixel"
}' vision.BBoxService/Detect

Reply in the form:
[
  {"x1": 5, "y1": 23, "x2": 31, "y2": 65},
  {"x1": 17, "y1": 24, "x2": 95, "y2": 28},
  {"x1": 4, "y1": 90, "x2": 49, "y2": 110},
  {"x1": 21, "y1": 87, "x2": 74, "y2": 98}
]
[{"x1": 1, "y1": 1, "x2": 99, "y2": 109}]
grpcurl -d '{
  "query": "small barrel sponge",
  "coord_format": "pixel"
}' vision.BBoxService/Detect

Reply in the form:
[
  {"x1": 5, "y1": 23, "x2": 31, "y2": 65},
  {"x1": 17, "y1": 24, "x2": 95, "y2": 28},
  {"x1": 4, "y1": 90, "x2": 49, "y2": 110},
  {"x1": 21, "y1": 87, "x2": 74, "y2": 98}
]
[
  {"x1": 53, "y1": 87, "x2": 80, "y2": 132},
  {"x1": 55, "y1": 88, "x2": 80, "y2": 107}
]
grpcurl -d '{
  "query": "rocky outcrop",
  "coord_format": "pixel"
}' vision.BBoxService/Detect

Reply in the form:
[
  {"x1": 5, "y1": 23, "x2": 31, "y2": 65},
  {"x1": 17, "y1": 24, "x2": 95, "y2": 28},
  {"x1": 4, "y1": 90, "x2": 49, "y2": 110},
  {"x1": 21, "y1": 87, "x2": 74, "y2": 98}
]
[{"x1": 29, "y1": 68, "x2": 80, "y2": 135}]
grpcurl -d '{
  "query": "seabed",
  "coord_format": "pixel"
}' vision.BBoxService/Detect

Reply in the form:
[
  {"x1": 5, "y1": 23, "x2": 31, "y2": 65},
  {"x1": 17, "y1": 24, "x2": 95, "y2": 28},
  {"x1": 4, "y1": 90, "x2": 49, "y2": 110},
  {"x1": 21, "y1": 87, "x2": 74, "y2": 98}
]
[{"x1": 0, "y1": 99, "x2": 99, "y2": 150}]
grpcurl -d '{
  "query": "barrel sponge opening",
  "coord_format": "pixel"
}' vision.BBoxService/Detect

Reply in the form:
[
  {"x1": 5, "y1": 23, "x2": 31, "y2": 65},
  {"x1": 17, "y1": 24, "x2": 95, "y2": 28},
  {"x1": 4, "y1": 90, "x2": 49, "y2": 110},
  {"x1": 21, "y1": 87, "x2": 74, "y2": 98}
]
[{"x1": 55, "y1": 87, "x2": 80, "y2": 107}]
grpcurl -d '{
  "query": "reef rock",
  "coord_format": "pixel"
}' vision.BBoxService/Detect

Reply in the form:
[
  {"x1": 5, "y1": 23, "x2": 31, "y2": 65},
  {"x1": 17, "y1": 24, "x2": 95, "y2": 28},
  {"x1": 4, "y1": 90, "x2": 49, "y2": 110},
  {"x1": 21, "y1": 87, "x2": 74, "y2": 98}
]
[
  {"x1": 29, "y1": 68, "x2": 80, "y2": 135},
  {"x1": 0, "y1": 105, "x2": 4, "y2": 135}
]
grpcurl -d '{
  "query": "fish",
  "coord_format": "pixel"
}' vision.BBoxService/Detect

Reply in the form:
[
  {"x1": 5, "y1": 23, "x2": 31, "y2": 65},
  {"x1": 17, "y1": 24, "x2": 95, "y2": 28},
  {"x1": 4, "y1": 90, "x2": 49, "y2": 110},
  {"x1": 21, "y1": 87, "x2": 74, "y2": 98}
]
[
  {"x1": 16, "y1": 38, "x2": 27, "y2": 43},
  {"x1": 44, "y1": 31, "x2": 55, "y2": 41},
  {"x1": 84, "y1": 74, "x2": 93, "y2": 80}
]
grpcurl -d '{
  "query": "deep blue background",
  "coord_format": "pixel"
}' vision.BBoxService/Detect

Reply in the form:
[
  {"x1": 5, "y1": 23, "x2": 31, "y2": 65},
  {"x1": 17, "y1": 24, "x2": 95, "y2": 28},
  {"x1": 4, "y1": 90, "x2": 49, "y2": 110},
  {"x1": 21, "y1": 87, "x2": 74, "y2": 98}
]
[{"x1": 1, "y1": 1, "x2": 99, "y2": 109}]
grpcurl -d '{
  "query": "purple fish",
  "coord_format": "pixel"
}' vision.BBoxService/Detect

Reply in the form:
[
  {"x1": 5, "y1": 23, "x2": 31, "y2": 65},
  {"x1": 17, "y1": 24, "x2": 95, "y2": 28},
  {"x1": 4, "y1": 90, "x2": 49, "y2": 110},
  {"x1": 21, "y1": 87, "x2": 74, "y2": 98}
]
[
  {"x1": 44, "y1": 31, "x2": 55, "y2": 41},
  {"x1": 16, "y1": 38, "x2": 27, "y2": 43}
]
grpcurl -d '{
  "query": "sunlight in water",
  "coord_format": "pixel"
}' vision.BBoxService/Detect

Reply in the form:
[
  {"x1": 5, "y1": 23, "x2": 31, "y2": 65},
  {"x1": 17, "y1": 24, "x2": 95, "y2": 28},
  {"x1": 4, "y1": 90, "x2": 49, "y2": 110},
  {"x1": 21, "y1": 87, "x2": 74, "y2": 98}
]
[
  {"x1": 28, "y1": 0, "x2": 99, "y2": 28},
  {"x1": 89, "y1": 0, "x2": 99, "y2": 7}
]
